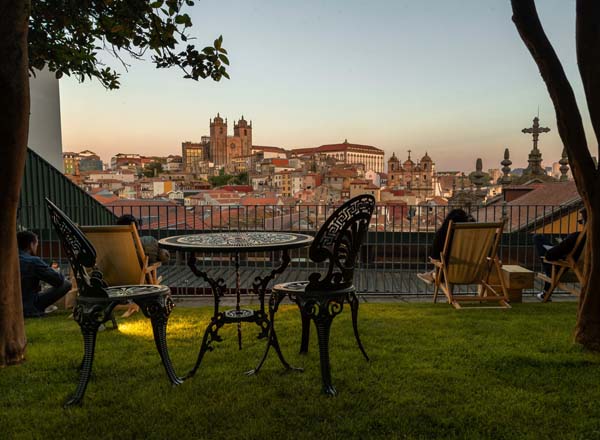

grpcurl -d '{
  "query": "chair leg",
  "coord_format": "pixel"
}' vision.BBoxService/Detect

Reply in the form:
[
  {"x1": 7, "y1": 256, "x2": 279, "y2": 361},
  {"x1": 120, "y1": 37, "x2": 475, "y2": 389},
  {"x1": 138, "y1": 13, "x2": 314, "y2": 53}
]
[
  {"x1": 299, "y1": 307, "x2": 311, "y2": 354},
  {"x1": 138, "y1": 296, "x2": 183, "y2": 386},
  {"x1": 65, "y1": 309, "x2": 102, "y2": 407},
  {"x1": 314, "y1": 314, "x2": 336, "y2": 396},
  {"x1": 545, "y1": 266, "x2": 565, "y2": 302},
  {"x1": 109, "y1": 312, "x2": 118, "y2": 330},
  {"x1": 347, "y1": 292, "x2": 369, "y2": 361},
  {"x1": 433, "y1": 274, "x2": 440, "y2": 303}
]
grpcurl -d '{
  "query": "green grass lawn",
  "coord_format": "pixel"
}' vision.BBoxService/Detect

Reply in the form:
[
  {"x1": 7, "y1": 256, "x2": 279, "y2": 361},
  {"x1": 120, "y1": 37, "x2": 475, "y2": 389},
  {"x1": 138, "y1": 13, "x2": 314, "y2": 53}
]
[{"x1": 2, "y1": 302, "x2": 600, "y2": 439}]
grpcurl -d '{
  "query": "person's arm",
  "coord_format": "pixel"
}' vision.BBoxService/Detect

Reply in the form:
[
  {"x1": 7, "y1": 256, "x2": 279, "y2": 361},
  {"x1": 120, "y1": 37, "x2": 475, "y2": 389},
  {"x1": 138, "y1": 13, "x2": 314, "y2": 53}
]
[
  {"x1": 32, "y1": 257, "x2": 65, "y2": 287},
  {"x1": 545, "y1": 232, "x2": 579, "y2": 261}
]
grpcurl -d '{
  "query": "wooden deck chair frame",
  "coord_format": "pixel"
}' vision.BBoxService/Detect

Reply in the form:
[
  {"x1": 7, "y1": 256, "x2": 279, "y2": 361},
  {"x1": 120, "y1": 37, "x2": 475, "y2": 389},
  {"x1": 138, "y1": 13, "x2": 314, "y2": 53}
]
[
  {"x1": 80, "y1": 224, "x2": 162, "y2": 286},
  {"x1": 538, "y1": 226, "x2": 587, "y2": 302},
  {"x1": 76, "y1": 224, "x2": 163, "y2": 317},
  {"x1": 431, "y1": 221, "x2": 510, "y2": 310}
]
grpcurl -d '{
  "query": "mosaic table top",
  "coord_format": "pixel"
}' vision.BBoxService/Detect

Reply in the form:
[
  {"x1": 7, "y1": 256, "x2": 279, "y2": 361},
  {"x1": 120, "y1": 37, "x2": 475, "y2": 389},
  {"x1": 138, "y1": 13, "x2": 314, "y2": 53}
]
[{"x1": 158, "y1": 231, "x2": 314, "y2": 253}]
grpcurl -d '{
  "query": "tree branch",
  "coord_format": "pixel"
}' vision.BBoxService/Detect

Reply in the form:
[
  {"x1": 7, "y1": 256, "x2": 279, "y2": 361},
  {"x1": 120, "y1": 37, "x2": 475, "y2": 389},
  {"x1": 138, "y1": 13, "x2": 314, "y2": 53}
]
[
  {"x1": 576, "y1": 0, "x2": 600, "y2": 163},
  {"x1": 511, "y1": 0, "x2": 597, "y2": 197}
]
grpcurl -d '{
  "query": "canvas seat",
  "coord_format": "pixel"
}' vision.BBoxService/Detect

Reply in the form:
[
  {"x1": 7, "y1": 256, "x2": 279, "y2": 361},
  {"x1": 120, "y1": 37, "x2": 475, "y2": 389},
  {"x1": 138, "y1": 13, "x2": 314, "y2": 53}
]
[
  {"x1": 81, "y1": 225, "x2": 162, "y2": 286},
  {"x1": 429, "y1": 221, "x2": 510, "y2": 309},
  {"x1": 78, "y1": 224, "x2": 163, "y2": 317}
]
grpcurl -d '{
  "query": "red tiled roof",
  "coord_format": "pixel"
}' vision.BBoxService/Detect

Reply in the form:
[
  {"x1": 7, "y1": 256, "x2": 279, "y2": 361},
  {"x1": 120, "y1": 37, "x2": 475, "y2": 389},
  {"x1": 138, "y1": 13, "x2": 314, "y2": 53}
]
[
  {"x1": 253, "y1": 145, "x2": 287, "y2": 153},
  {"x1": 220, "y1": 185, "x2": 253, "y2": 193},
  {"x1": 327, "y1": 168, "x2": 358, "y2": 178},
  {"x1": 291, "y1": 141, "x2": 384, "y2": 155},
  {"x1": 474, "y1": 181, "x2": 581, "y2": 231},
  {"x1": 382, "y1": 189, "x2": 406, "y2": 196},
  {"x1": 270, "y1": 159, "x2": 290, "y2": 167},
  {"x1": 92, "y1": 194, "x2": 120, "y2": 204},
  {"x1": 103, "y1": 199, "x2": 176, "y2": 207},
  {"x1": 241, "y1": 197, "x2": 279, "y2": 206}
]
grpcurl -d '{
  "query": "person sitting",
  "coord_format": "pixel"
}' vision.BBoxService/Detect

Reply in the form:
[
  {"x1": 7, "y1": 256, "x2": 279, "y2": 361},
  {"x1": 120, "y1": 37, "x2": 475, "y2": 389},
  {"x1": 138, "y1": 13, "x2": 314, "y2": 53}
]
[
  {"x1": 18, "y1": 231, "x2": 72, "y2": 318},
  {"x1": 417, "y1": 208, "x2": 475, "y2": 284},
  {"x1": 533, "y1": 208, "x2": 587, "y2": 301},
  {"x1": 116, "y1": 214, "x2": 169, "y2": 264}
]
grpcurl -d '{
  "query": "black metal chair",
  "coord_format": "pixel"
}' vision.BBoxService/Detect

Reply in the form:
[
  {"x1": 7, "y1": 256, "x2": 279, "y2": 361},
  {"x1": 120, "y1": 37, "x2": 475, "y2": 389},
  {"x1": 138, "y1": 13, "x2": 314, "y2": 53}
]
[
  {"x1": 46, "y1": 199, "x2": 182, "y2": 407},
  {"x1": 271, "y1": 194, "x2": 376, "y2": 395}
]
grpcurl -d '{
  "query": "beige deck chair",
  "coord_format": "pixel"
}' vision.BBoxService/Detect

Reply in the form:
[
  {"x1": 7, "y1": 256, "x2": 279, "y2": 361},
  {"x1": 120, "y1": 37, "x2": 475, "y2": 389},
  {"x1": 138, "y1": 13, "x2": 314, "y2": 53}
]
[
  {"x1": 537, "y1": 226, "x2": 587, "y2": 302},
  {"x1": 431, "y1": 221, "x2": 510, "y2": 309},
  {"x1": 80, "y1": 225, "x2": 162, "y2": 316}
]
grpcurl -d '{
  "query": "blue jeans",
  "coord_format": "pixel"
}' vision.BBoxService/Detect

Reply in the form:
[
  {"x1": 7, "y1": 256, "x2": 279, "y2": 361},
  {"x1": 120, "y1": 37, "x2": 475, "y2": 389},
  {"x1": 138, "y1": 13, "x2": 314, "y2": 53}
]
[{"x1": 25, "y1": 280, "x2": 72, "y2": 318}]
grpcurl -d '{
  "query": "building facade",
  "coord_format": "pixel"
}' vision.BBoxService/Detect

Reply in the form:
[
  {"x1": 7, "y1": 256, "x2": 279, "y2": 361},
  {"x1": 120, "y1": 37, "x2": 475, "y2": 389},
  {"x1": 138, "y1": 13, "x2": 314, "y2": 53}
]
[
  {"x1": 111, "y1": 153, "x2": 142, "y2": 170},
  {"x1": 209, "y1": 114, "x2": 252, "y2": 166},
  {"x1": 291, "y1": 140, "x2": 384, "y2": 173},
  {"x1": 387, "y1": 151, "x2": 437, "y2": 197},
  {"x1": 182, "y1": 140, "x2": 209, "y2": 172}
]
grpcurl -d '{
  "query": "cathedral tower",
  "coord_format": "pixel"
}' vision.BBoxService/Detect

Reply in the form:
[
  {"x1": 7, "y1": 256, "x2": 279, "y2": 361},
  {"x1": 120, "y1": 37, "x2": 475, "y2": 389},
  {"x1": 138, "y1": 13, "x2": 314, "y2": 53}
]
[
  {"x1": 210, "y1": 113, "x2": 228, "y2": 166},
  {"x1": 234, "y1": 116, "x2": 253, "y2": 157}
]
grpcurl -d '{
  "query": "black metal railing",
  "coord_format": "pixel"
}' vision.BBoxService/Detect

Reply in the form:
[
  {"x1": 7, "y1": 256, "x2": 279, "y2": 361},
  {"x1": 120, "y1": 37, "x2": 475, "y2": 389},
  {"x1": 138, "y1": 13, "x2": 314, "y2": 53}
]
[{"x1": 20, "y1": 201, "x2": 583, "y2": 295}]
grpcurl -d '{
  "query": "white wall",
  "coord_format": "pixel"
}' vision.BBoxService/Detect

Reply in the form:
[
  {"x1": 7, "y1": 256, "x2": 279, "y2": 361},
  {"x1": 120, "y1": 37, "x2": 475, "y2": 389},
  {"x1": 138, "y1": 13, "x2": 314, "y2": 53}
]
[{"x1": 28, "y1": 69, "x2": 63, "y2": 171}]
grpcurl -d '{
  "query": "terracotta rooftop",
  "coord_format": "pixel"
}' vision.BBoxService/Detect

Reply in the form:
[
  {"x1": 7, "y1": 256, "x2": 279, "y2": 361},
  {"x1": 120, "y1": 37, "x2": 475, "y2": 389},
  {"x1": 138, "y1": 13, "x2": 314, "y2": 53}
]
[
  {"x1": 269, "y1": 158, "x2": 290, "y2": 167},
  {"x1": 241, "y1": 197, "x2": 279, "y2": 206},
  {"x1": 327, "y1": 168, "x2": 358, "y2": 178},
  {"x1": 220, "y1": 185, "x2": 253, "y2": 193},
  {"x1": 475, "y1": 181, "x2": 582, "y2": 231},
  {"x1": 253, "y1": 145, "x2": 287, "y2": 153},
  {"x1": 291, "y1": 141, "x2": 384, "y2": 156}
]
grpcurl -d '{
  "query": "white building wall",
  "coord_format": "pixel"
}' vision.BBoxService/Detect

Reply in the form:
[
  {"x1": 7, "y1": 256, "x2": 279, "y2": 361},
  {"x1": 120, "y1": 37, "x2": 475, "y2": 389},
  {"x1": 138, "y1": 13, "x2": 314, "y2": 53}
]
[{"x1": 28, "y1": 69, "x2": 63, "y2": 171}]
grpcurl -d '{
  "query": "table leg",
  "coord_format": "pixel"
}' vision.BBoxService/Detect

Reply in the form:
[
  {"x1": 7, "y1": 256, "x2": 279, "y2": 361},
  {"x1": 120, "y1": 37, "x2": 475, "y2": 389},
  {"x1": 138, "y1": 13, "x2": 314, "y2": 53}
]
[
  {"x1": 246, "y1": 290, "x2": 302, "y2": 376},
  {"x1": 251, "y1": 250, "x2": 291, "y2": 340},
  {"x1": 184, "y1": 312, "x2": 226, "y2": 379},
  {"x1": 137, "y1": 295, "x2": 183, "y2": 386},
  {"x1": 65, "y1": 302, "x2": 116, "y2": 407},
  {"x1": 187, "y1": 252, "x2": 226, "y2": 317}
]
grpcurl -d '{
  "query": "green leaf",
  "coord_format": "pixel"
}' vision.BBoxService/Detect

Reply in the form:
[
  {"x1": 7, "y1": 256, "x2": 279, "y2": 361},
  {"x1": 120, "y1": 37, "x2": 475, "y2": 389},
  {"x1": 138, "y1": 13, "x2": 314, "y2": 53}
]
[
  {"x1": 150, "y1": 0, "x2": 164, "y2": 8},
  {"x1": 218, "y1": 54, "x2": 229, "y2": 65}
]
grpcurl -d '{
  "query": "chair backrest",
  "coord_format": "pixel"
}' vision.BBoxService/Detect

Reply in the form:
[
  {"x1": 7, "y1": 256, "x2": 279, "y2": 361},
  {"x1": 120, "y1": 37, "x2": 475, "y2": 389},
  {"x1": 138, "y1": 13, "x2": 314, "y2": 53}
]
[
  {"x1": 80, "y1": 225, "x2": 147, "y2": 286},
  {"x1": 45, "y1": 198, "x2": 108, "y2": 297},
  {"x1": 306, "y1": 194, "x2": 376, "y2": 292},
  {"x1": 442, "y1": 221, "x2": 504, "y2": 285}
]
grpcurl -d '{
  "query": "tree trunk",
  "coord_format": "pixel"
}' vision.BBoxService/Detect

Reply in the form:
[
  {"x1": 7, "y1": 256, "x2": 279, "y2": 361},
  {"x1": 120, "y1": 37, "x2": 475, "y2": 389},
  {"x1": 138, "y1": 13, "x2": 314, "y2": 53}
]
[
  {"x1": 512, "y1": 0, "x2": 600, "y2": 350},
  {"x1": 575, "y1": 195, "x2": 600, "y2": 349},
  {"x1": 0, "y1": 0, "x2": 31, "y2": 366}
]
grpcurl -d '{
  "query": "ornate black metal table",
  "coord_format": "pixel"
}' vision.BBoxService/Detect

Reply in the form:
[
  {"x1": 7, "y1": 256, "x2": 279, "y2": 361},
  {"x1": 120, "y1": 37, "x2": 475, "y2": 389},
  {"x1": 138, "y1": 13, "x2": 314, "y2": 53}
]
[{"x1": 158, "y1": 232, "x2": 313, "y2": 378}]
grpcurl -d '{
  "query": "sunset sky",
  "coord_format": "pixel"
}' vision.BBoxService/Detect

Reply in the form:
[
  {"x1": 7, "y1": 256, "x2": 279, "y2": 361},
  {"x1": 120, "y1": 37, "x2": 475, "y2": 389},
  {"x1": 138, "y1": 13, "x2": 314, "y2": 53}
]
[{"x1": 59, "y1": 0, "x2": 595, "y2": 171}]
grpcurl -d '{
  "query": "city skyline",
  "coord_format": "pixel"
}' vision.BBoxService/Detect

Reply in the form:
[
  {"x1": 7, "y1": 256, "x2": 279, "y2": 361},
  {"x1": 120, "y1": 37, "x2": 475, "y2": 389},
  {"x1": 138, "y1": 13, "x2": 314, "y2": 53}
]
[{"x1": 59, "y1": 0, "x2": 595, "y2": 171}]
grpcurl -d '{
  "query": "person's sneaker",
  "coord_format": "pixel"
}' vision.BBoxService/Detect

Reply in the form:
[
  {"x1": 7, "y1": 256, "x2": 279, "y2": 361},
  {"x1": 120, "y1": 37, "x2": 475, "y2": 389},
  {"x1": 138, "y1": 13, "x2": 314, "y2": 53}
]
[
  {"x1": 536, "y1": 292, "x2": 551, "y2": 302},
  {"x1": 417, "y1": 271, "x2": 435, "y2": 284},
  {"x1": 44, "y1": 305, "x2": 58, "y2": 314}
]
